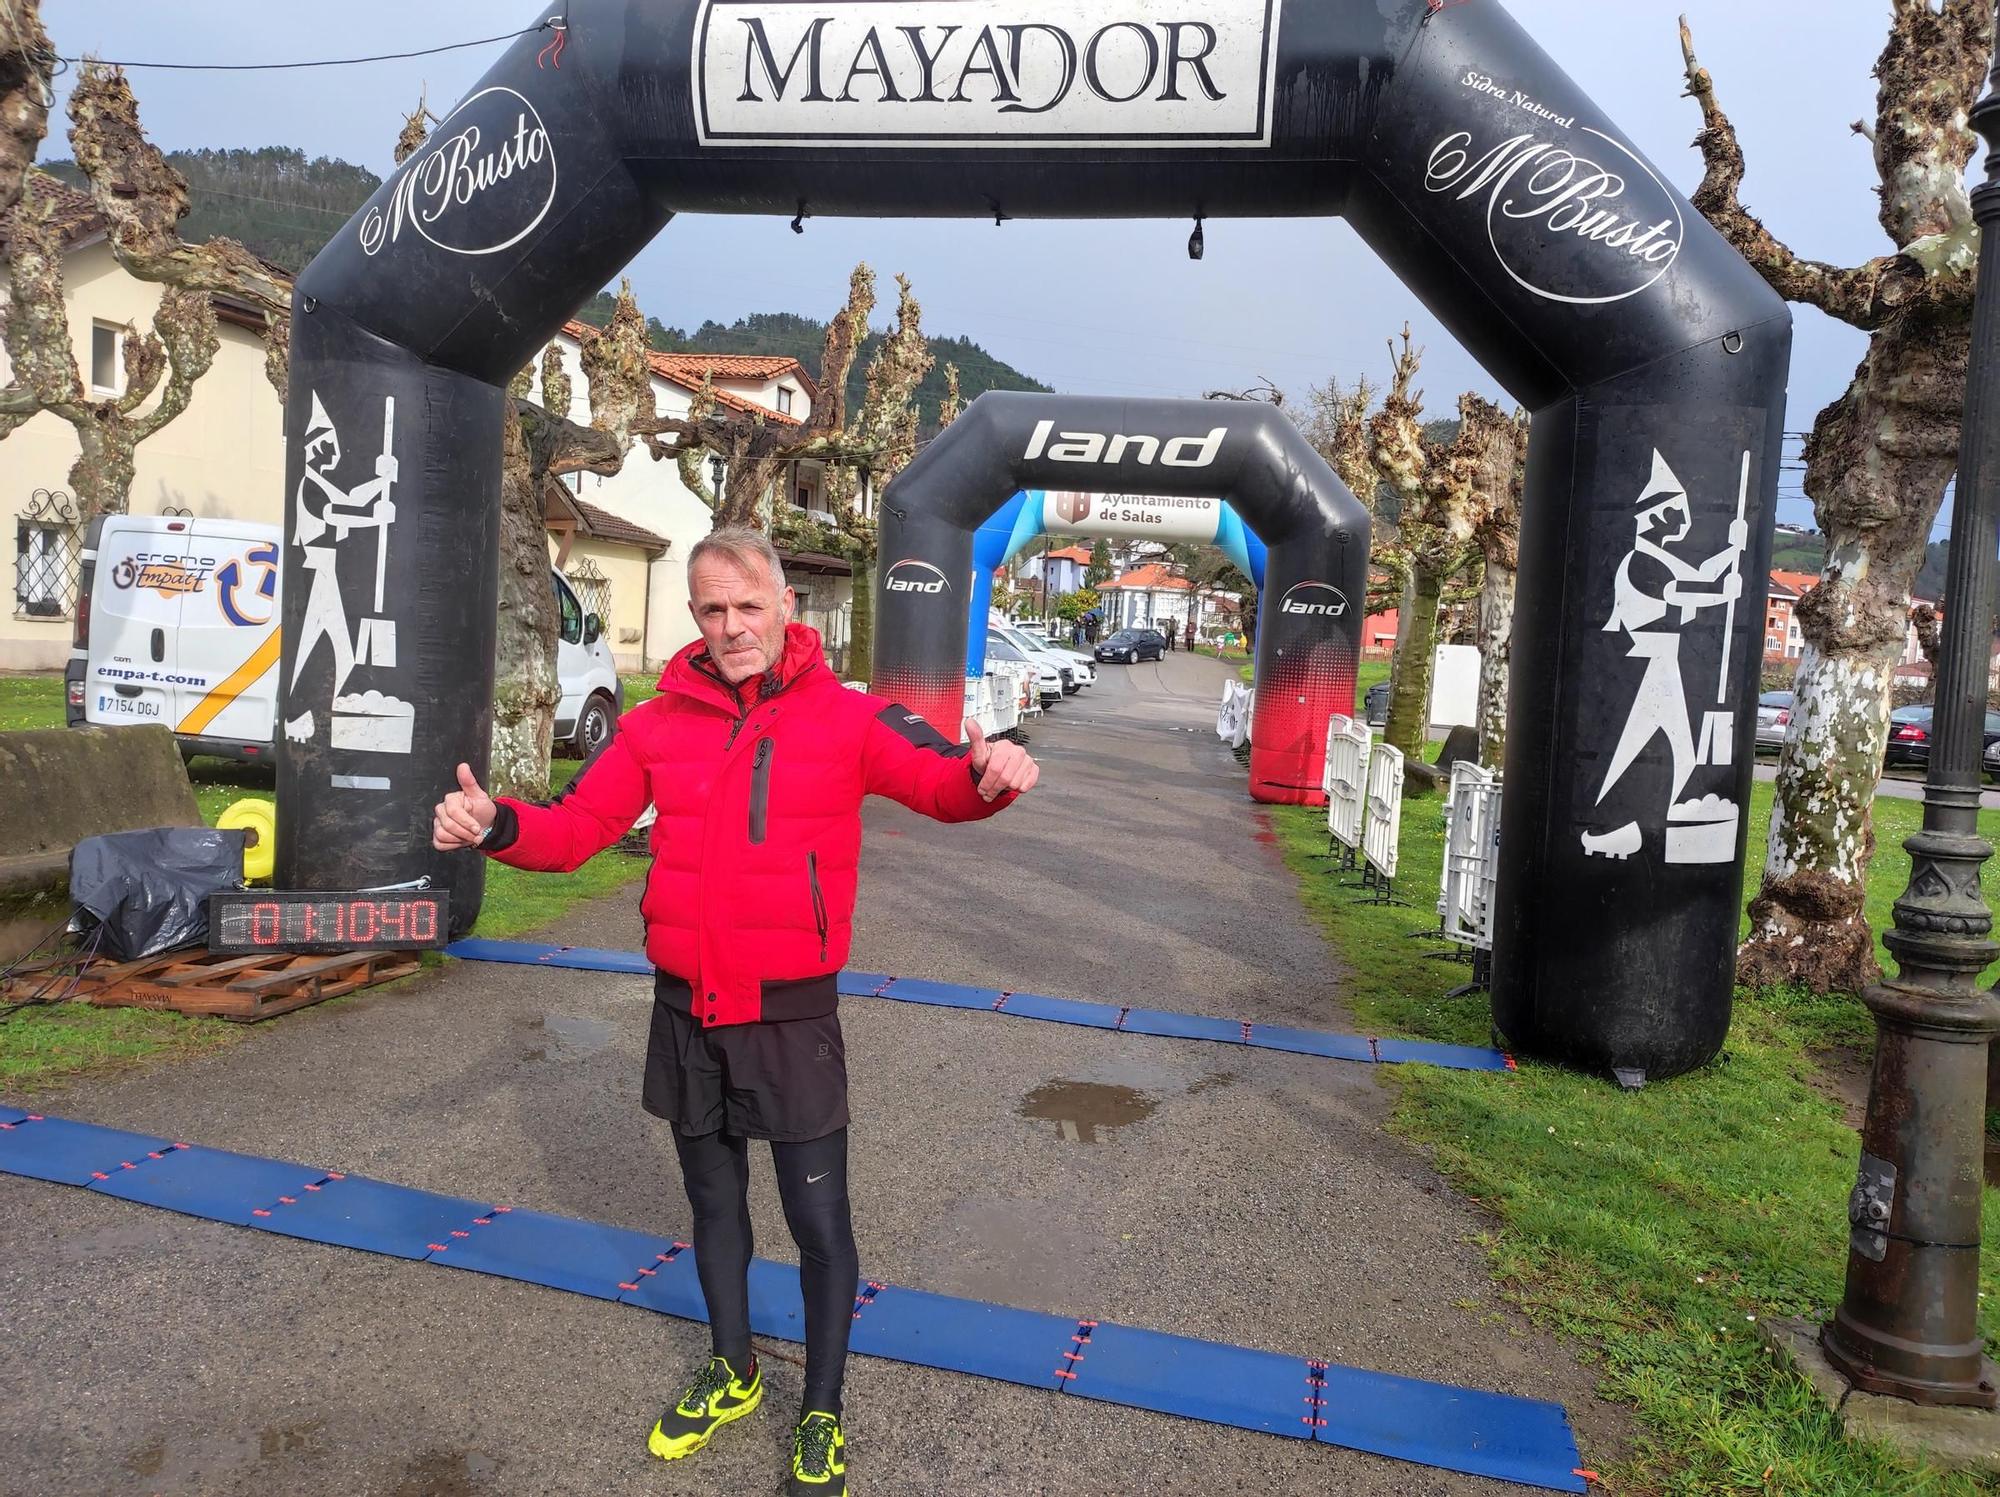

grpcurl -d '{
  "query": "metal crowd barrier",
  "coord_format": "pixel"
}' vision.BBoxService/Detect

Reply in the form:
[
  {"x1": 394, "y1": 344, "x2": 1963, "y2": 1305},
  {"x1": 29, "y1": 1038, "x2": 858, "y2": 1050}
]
[
  {"x1": 1439, "y1": 760, "x2": 1503, "y2": 951},
  {"x1": 1358, "y1": 741, "x2": 1405, "y2": 902},
  {"x1": 1323, "y1": 715, "x2": 1371, "y2": 870}
]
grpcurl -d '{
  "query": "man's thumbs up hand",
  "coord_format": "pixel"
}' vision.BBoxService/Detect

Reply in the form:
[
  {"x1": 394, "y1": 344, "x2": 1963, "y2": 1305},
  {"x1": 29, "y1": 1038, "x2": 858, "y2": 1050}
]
[
  {"x1": 964, "y1": 717, "x2": 1039, "y2": 803},
  {"x1": 433, "y1": 761, "x2": 498, "y2": 850}
]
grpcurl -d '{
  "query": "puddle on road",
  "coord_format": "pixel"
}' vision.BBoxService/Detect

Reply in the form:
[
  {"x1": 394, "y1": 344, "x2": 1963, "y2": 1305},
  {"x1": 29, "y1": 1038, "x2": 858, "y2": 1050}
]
[
  {"x1": 1018, "y1": 1079, "x2": 1157, "y2": 1143},
  {"x1": 394, "y1": 1448, "x2": 504, "y2": 1496},
  {"x1": 259, "y1": 1420, "x2": 326, "y2": 1459},
  {"x1": 530, "y1": 1014, "x2": 617, "y2": 1062}
]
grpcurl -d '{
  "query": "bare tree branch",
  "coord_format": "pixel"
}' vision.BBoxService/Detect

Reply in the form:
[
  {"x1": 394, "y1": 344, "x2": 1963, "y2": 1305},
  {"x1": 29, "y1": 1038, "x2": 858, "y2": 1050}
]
[{"x1": 0, "y1": 0, "x2": 54, "y2": 224}]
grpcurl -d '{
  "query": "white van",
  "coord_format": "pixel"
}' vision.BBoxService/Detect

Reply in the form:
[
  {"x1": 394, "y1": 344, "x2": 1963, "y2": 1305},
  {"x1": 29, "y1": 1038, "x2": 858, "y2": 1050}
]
[{"x1": 65, "y1": 514, "x2": 623, "y2": 761}]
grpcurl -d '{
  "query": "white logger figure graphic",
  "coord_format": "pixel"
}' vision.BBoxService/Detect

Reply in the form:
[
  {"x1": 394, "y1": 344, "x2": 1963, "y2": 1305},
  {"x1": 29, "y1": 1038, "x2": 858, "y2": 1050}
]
[
  {"x1": 1583, "y1": 449, "x2": 1750, "y2": 865},
  {"x1": 283, "y1": 391, "x2": 414, "y2": 766}
]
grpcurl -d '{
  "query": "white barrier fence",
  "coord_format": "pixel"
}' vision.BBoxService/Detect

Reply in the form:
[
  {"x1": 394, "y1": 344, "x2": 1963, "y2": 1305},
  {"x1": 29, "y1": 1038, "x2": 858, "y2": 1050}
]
[
  {"x1": 1362, "y1": 740, "x2": 1405, "y2": 885},
  {"x1": 1438, "y1": 760, "x2": 1503, "y2": 951},
  {"x1": 1323, "y1": 714, "x2": 1370, "y2": 864},
  {"x1": 1215, "y1": 680, "x2": 1253, "y2": 749}
]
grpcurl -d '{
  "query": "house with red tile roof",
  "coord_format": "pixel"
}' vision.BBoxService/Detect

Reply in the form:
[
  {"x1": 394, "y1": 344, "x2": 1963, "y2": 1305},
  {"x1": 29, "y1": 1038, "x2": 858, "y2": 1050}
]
[
  {"x1": 1018, "y1": 544, "x2": 1093, "y2": 600},
  {"x1": 546, "y1": 322, "x2": 856, "y2": 669},
  {"x1": 1095, "y1": 563, "x2": 1241, "y2": 636},
  {"x1": 0, "y1": 191, "x2": 855, "y2": 675}
]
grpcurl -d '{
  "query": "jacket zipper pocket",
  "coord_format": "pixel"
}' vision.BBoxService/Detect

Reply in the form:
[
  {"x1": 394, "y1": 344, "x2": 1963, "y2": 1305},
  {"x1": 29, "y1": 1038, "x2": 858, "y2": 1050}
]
[
  {"x1": 749, "y1": 737, "x2": 774, "y2": 844},
  {"x1": 808, "y1": 851, "x2": 828, "y2": 963}
]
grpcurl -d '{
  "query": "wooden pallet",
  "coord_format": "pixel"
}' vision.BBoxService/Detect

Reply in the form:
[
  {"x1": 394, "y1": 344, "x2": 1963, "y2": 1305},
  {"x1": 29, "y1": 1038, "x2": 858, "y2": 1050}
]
[{"x1": 0, "y1": 945, "x2": 422, "y2": 1021}]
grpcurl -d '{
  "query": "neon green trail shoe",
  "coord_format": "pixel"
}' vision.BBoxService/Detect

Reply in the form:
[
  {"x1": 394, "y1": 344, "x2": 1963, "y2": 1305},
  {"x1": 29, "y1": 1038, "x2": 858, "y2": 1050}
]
[
  {"x1": 646, "y1": 1354, "x2": 762, "y2": 1461},
  {"x1": 784, "y1": 1410, "x2": 848, "y2": 1495}
]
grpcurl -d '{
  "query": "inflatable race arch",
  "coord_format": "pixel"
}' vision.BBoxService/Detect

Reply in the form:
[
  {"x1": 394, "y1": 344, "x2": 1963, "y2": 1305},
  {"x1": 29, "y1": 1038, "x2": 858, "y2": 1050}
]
[
  {"x1": 279, "y1": 0, "x2": 1790, "y2": 1081},
  {"x1": 875, "y1": 393, "x2": 1367, "y2": 802}
]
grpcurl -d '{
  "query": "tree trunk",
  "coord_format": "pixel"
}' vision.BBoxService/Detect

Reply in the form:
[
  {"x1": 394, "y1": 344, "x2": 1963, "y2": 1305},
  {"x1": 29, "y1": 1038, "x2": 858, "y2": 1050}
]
[
  {"x1": 1476, "y1": 558, "x2": 1514, "y2": 769},
  {"x1": 490, "y1": 406, "x2": 561, "y2": 800},
  {"x1": 1739, "y1": 313, "x2": 1965, "y2": 993},
  {"x1": 847, "y1": 548, "x2": 875, "y2": 683},
  {"x1": 1386, "y1": 565, "x2": 1442, "y2": 758}
]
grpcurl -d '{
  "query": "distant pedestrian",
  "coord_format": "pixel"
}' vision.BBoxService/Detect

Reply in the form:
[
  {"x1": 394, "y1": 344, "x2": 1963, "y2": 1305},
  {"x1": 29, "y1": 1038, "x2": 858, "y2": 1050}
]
[{"x1": 1184, "y1": 619, "x2": 1196, "y2": 652}]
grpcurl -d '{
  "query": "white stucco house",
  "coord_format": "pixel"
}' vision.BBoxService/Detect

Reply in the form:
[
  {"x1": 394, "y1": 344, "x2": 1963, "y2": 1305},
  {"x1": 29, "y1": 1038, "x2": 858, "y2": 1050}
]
[{"x1": 0, "y1": 174, "x2": 847, "y2": 676}]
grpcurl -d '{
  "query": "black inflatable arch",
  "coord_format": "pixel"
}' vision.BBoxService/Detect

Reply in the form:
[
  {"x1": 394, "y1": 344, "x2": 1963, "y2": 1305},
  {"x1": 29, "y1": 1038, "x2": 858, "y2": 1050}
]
[
  {"x1": 876, "y1": 392, "x2": 1367, "y2": 797},
  {"x1": 280, "y1": 0, "x2": 1789, "y2": 1080}
]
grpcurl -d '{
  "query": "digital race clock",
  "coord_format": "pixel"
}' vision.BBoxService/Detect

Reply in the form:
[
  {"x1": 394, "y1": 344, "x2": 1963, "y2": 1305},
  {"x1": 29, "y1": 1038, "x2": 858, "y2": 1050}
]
[{"x1": 207, "y1": 890, "x2": 451, "y2": 954}]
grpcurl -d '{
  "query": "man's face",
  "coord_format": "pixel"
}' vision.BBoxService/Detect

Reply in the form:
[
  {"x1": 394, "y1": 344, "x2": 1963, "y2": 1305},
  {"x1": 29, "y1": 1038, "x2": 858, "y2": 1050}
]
[{"x1": 689, "y1": 553, "x2": 794, "y2": 684}]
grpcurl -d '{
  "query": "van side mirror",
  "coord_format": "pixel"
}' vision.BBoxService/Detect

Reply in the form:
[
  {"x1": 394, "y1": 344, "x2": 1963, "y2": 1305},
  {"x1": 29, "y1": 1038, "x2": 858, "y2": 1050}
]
[{"x1": 584, "y1": 612, "x2": 603, "y2": 645}]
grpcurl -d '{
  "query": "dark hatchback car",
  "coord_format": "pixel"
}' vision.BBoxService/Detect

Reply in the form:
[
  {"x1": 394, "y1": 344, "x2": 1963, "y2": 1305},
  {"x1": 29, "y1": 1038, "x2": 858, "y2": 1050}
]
[
  {"x1": 1883, "y1": 704, "x2": 2000, "y2": 775},
  {"x1": 1095, "y1": 629, "x2": 1167, "y2": 664}
]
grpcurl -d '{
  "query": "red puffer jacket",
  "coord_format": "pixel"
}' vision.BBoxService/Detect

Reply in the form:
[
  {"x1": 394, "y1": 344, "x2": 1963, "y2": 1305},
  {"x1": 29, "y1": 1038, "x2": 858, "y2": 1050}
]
[{"x1": 482, "y1": 623, "x2": 1015, "y2": 1027}]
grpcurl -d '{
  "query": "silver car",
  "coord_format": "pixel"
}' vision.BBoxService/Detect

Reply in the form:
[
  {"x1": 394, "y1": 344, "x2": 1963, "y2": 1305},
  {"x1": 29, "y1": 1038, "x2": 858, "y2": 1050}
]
[{"x1": 1755, "y1": 690, "x2": 1793, "y2": 752}]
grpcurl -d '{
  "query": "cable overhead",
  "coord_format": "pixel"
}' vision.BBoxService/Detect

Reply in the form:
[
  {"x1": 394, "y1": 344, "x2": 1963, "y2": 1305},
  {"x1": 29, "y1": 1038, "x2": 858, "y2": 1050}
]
[{"x1": 54, "y1": 20, "x2": 556, "y2": 72}]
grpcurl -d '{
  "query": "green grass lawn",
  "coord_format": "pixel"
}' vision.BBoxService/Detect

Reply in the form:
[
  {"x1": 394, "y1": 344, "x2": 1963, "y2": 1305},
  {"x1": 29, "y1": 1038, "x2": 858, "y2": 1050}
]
[
  {"x1": 1272, "y1": 781, "x2": 2000, "y2": 1494},
  {"x1": 2, "y1": 674, "x2": 647, "y2": 1090},
  {"x1": 0, "y1": 673, "x2": 64, "y2": 732}
]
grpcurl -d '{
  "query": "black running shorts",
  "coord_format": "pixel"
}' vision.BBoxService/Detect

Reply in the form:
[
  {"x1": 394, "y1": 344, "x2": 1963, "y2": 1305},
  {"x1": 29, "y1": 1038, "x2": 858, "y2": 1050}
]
[{"x1": 643, "y1": 980, "x2": 849, "y2": 1142}]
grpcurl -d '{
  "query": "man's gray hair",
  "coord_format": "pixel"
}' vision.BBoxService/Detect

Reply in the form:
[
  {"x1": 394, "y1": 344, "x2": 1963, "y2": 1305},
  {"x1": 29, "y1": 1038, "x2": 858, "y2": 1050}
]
[{"x1": 687, "y1": 525, "x2": 788, "y2": 591}]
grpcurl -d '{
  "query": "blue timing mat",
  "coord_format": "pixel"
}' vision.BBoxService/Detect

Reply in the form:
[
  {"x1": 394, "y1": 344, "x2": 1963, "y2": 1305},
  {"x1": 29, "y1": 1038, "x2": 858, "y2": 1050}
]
[
  {"x1": 445, "y1": 941, "x2": 1515, "y2": 1074},
  {"x1": 0, "y1": 1114, "x2": 172, "y2": 1186},
  {"x1": 0, "y1": 1112, "x2": 1587, "y2": 1492}
]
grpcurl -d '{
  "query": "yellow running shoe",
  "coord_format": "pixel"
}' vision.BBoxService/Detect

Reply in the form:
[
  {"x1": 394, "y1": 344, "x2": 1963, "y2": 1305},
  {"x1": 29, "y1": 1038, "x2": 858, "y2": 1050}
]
[
  {"x1": 647, "y1": 1354, "x2": 762, "y2": 1460},
  {"x1": 784, "y1": 1409, "x2": 847, "y2": 1495}
]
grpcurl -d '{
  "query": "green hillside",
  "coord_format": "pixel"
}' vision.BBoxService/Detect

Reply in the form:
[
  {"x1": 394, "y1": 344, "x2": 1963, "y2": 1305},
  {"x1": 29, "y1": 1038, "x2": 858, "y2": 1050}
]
[
  {"x1": 572, "y1": 295, "x2": 1049, "y2": 434},
  {"x1": 1769, "y1": 530, "x2": 1826, "y2": 575},
  {"x1": 39, "y1": 145, "x2": 1048, "y2": 423},
  {"x1": 42, "y1": 147, "x2": 378, "y2": 273}
]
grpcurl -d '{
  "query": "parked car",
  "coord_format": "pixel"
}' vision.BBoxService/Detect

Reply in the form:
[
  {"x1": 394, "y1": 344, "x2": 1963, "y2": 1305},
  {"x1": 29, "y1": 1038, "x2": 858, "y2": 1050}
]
[
  {"x1": 993, "y1": 619, "x2": 1094, "y2": 691},
  {"x1": 986, "y1": 629, "x2": 1063, "y2": 705},
  {"x1": 67, "y1": 513, "x2": 622, "y2": 761},
  {"x1": 1755, "y1": 690, "x2": 1794, "y2": 753},
  {"x1": 1095, "y1": 628, "x2": 1167, "y2": 664},
  {"x1": 1882, "y1": 704, "x2": 2000, "y2": 774}
]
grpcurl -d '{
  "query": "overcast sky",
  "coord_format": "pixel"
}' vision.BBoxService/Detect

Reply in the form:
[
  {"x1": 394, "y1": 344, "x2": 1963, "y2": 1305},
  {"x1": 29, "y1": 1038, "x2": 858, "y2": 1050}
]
[{"x1": 41, "y1": 1, "x2": 1936, "y2": 530}]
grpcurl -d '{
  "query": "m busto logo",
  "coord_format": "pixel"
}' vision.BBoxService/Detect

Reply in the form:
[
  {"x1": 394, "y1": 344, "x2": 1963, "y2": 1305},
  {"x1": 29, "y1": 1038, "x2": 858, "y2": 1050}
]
[
  {"x1": 1423, "y1": 122, "x2": 1684, "y2": 306},
  {"x1": 884, "y1": 559, "x2": 952, "y2": 595},
  {"x1": 359, "y1": 86, "x2": 557, "y2": 257}
]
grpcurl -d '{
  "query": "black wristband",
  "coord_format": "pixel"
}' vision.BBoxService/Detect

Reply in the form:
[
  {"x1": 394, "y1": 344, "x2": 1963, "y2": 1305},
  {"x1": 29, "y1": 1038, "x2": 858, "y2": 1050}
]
[{"x1": 483, "y1": 800, "x2": 521, "y2": 853}]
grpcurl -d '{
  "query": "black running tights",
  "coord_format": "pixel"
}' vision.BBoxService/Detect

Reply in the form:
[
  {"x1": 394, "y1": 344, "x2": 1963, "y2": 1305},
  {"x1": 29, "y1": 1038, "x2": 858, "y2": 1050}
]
[{"x1": 671, "y1": 1125, "x2": 858, "y2": 1414}]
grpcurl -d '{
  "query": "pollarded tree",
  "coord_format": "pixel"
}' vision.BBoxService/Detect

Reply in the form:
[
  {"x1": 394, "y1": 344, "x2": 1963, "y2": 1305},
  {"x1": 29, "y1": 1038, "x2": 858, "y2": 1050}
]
[
  {"x1": 0, "y1": 50, "x2": 291, "y2": 517},
  {"x1": 769, "y1": 270, "x2": 936, "y2": 680},
  {"x1": 1681, "y1": 4, "x2": 1994, "y2": 992},
  {"x1": 1370, "y1": 330, "x2": 1476, "y2": 763},
  {"x1": 490, "y1": 285, "x2": 663, "y2": 798},
  {"x1": 0, "y1": 2, "x2": 52, "y2": 223},
  {"x1": 1458, "y1": 399, "x2": 1528, "y2": 769},
  {"x1": 671, "y1": 265, "x2": 879, "y2": 529}
]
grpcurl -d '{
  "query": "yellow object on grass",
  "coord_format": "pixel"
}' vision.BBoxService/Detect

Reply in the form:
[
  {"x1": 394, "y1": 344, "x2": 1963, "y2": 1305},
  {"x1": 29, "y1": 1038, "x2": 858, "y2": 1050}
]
[{"x1": 218, "y1": 799, "x2": 276, "y2": 883}]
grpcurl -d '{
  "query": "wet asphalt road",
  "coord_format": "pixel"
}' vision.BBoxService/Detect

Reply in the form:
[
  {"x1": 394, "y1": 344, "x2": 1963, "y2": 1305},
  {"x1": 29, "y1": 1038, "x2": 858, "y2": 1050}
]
[{"x1": 0, "y1": 651, "x2": 1624, "y2": 1496}]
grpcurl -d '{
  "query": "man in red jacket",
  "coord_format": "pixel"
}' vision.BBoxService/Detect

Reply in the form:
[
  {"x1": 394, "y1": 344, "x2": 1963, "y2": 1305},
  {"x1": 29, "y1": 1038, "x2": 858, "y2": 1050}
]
[{"x1": 434, "y1": 528, "x2": 1035, "y2": 1497}]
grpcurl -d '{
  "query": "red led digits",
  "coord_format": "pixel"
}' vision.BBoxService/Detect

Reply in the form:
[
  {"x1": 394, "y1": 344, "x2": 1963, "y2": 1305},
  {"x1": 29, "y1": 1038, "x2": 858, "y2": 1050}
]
[{"x1": 207, "y1": 891, "x2": 448, "y2": 953}]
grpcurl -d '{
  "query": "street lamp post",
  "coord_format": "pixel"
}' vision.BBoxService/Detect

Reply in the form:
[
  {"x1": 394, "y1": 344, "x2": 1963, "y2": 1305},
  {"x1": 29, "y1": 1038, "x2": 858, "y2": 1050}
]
[{"x1": 1818, "y1": 18, "x2": 2000, "y2": 1408}]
